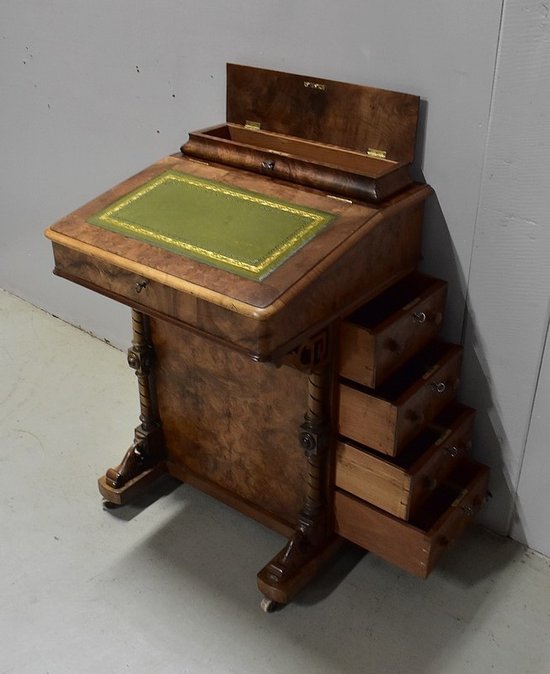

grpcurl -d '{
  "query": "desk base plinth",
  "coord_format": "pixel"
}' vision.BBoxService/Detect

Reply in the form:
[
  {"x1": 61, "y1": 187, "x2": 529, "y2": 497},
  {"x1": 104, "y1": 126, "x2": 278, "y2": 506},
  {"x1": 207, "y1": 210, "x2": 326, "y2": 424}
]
[
  {"x1": 257, "y1": 536, "x2": 345, "y2": 607},
  {"x1": 98, "y1": 462, "x2": 168, "y2": 506}
]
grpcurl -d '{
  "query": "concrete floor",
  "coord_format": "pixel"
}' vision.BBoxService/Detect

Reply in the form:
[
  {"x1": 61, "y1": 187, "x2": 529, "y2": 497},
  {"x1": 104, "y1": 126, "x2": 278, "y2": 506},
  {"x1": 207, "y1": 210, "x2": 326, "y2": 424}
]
[{"x1": 2, "y1": 288, "x2": 550, "y2": 674}]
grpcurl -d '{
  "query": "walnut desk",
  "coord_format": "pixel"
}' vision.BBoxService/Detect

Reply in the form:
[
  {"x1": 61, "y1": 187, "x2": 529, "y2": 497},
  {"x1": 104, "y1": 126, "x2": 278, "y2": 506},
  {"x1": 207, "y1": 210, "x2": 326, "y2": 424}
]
[{"x1": 45, "y1": 65, "x2": 488, "y2": 610}]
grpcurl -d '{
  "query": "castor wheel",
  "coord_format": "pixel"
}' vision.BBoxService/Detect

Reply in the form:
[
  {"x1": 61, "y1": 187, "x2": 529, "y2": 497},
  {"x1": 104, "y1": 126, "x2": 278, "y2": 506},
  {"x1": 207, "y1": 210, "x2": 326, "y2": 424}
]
[
  {"x1": 102, "y1": 500, "x2": 122, "y2": 510},
  {"x1": 260, "y1": 597, "x2": 278, "y2": 613}
]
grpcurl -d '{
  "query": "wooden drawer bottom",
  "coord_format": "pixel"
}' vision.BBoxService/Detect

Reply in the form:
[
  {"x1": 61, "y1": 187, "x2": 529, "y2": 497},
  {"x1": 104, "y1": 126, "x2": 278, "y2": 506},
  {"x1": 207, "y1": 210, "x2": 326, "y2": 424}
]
[{"x1": 334, "y1": 461, "x2": 489, "y2": 578}]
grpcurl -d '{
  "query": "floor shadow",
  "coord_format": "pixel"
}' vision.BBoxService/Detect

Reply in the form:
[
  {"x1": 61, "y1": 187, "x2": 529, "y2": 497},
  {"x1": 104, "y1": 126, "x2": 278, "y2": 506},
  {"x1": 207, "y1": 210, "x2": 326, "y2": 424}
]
[
  {"x1": 101, "y1": 486, "x2": 529, "y2": 674},
  {"x1": 102, "y1": 473, "x2": 181, "y2": 521},
  {"x1": 294, "y1": 542, "x2": 367, "y2": 606}
]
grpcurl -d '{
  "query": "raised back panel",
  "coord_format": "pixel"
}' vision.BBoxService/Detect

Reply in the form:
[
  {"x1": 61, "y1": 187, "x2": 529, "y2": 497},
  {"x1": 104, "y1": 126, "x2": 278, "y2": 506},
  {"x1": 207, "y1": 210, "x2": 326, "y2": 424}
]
[{"x1": 226, "y1": 64, "x2": 419, "y2": 164}]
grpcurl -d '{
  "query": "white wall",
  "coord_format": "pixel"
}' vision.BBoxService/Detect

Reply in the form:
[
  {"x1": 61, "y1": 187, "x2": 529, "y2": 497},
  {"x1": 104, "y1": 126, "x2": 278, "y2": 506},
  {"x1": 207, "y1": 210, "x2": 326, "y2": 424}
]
[
  {"x1": 3, "y1": 0, "x2": 549, "y2": 553},
  {"x1": 0, "y1": 0, "x2": 502, "y2": 346},
  {"x1": 462, "y1": 0, "x2": 550, "y2": 549},
  {"x1": 511, "y1": 322, "x2": 550, "y2": 557}
]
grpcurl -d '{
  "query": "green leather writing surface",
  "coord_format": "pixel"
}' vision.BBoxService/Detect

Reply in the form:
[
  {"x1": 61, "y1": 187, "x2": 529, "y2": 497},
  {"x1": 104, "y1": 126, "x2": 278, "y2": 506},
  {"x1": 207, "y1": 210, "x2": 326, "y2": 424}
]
[{"x1": 88, "y1": 170, "x2": 334, "y2": 280}]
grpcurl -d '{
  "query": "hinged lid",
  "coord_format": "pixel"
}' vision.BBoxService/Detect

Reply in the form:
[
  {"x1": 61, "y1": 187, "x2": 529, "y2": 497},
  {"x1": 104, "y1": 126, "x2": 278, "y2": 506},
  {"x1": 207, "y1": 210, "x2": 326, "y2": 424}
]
[{"x1": 226, "y1": 64, "x2": 419, "y2": 164}]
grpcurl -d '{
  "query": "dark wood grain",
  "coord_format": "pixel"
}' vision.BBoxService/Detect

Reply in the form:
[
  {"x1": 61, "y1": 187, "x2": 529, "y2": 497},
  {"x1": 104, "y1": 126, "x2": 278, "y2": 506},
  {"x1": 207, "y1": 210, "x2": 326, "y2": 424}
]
[
  {"x1": 182, "y1": 65, "x2": 420, "y2": 202},
  {"x1": 150, "y1": 317, "x2": 309, "y2": 528},
  {"x1": 183, "y1": 126, "x2": 413, "y2": 203},
  {"x1": 225, "y1": 64, "x2": 419, "y2": 163}
]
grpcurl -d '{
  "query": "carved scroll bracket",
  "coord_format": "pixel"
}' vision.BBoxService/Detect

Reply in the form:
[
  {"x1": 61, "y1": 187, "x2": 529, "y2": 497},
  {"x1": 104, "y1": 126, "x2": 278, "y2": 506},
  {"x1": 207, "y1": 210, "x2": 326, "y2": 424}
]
[{"x1": 282, "y1": 329, "x2": 330, "y2": 373}]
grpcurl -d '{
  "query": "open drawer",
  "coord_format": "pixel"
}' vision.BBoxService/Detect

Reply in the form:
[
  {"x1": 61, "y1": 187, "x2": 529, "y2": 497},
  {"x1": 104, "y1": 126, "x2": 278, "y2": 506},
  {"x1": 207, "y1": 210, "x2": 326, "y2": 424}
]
[
  {"x1": 339, "y1": 341, "x2": 462, "y2": 456},
  {"x1": 334, "y1": 461, "x2": 489, "y2": 578},
  {"x1": 335, "y1": 404, "x2": 475, "y2": 520},
  {"x1": 339, "y1": 273, "x2": 447, "y2": 388}
]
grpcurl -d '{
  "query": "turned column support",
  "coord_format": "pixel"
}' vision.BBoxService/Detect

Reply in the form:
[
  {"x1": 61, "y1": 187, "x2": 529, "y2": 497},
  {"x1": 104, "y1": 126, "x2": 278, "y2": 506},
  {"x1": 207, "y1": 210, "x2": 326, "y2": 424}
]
[
  {"x1": 257, "y1": 328, "x2": 343, "y2": 607},
  {"x1": 296, "y1": 365, "x2": 331, "y2": 544},
  {"x1": 98, "y1": 309, "x2": 166, "y2": 504}
]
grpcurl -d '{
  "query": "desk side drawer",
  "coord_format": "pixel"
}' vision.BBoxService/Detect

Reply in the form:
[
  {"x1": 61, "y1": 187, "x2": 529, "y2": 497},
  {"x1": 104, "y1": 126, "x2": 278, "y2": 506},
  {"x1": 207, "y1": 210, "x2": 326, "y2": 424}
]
[
  {"x1": 340, "y1": 274, "x2": 447, "y2": 388},
  {"x1": 334, "y1": 461, "x2": 489, "y2": 578},
  {"x1": 335, "y1": 404, "x2": 475, "y2": 519},
  {"x1": 338, "y1": 342, "x2": 462, "y2": 456}
]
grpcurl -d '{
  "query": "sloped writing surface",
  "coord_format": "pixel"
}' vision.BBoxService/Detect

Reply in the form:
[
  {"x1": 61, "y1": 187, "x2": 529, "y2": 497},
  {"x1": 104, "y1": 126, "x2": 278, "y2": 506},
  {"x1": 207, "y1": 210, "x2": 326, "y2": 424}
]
[{"x1": 88, "y1": 169, "x2": 334, "y2": 281}]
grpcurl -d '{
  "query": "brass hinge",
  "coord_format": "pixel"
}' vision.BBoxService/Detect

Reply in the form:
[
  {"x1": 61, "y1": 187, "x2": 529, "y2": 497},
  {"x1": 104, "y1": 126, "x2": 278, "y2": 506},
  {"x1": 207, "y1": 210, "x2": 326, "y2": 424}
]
[
  {"x1": 367, "y1": 148, "x2": 387, "y2": 159},
  {"x1": 245, "y1": 120, "x2": 261, "y2": 130}
]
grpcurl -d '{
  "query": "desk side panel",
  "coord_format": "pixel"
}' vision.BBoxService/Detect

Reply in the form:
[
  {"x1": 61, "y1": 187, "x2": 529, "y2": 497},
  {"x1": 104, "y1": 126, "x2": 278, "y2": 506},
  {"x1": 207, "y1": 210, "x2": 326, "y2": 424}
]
[{"x1": 151, "y1": 318, "x2": 308, "y2": 528}]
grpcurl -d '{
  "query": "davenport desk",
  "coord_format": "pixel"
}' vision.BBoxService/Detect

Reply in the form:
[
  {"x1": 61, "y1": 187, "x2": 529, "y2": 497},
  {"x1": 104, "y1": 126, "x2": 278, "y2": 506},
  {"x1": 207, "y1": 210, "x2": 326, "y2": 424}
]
[{"x1": 45, "y1": 65, "x2": 489, "y2": 610}]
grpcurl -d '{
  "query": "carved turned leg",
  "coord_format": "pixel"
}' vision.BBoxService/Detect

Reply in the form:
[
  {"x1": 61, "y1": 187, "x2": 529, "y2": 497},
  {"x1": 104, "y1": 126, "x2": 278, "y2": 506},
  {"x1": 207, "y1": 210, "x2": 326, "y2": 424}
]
[
  {"x1": 257, "y1": 334, "x2": 343, "y2": 607},
  {"x1": 98, "y1": 309, "x2": 166, "y2": 504}
]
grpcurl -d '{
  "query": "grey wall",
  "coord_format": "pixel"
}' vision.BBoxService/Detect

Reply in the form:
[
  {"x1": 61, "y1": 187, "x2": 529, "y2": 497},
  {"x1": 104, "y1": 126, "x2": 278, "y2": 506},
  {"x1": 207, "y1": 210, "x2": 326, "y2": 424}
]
[
  {"x1": 1, "y1": 0, "x2": 503, "y2": 344},
  {"x1": 461, "y1": 0, "x2": 550, "y2": 555},
  {"x1": 2, "y1": 1, "x2": 549, "y2": 554}
]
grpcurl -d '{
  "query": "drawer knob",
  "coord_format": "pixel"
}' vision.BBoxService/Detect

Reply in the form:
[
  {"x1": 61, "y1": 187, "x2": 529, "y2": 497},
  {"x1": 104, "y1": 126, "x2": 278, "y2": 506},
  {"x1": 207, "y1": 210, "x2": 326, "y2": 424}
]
[
  {"x1": 461, "y1": 504, "x2": 475, "y2": 517},
  {"x1": 412, "y1": 311, "x2": 427, "y2": 324},
  {"x1": 431, "y1": 381, "x2": 446, "y2": 394},
  {"x1": 444, "y1": 444, "x2": 461, "y2": 458},
  {"x1": 135, "y1": 279, "x2": 149, "y2": 294},
  {"x1": 444, "y1": 442, "x2": 470, "y2": 457},
  {"x1": 261, "y1": 160, "x2": 275, "y2": 171}
]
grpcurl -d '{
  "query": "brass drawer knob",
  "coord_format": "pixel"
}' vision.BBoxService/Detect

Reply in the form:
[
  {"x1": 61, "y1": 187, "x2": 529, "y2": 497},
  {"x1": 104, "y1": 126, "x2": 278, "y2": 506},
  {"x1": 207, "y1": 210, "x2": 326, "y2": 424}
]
[
  {"x1": 135, "y1": 279, "x2": 149, "y2": 294},
  {"x1": 444, "y1": 444, "x2": 461, "y2": 458},
  {"x1": 431, "y1": 381, "x2": 446, "y2": 394},
  {"x1": 412, "y1": 311, "x2": 427, "y2": 324}
]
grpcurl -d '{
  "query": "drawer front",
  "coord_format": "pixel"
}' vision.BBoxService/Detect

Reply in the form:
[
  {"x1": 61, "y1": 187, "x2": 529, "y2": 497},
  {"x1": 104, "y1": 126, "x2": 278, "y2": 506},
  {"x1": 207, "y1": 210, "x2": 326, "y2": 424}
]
[
  {"x1": 335, "y1": 404, "x2": 475, "y2": 520},
  {"x1": 408, "y1": 405, "x2": 475, "y2": 518},
  {"x1": 340, "y1": 275, "x2": 447, "y2": 388},
  {"x1": 395, "y1": 346, "x2": 462, "y2": 452},
  {"x1": 52, "y1": 244, "x2": 198, "y2": 325},
  {"x1": 338, "y1": 386, "x2": 397, "y2": 456},
  {"x1": 334, "y1": 462, "x2": 489, "y2": 578},
  {"x1": 335, "y1": 440, "x2": 409, "y2": 518},
  {"x1": 338, "y1": 343, "x2": 462, "y2": 456}
]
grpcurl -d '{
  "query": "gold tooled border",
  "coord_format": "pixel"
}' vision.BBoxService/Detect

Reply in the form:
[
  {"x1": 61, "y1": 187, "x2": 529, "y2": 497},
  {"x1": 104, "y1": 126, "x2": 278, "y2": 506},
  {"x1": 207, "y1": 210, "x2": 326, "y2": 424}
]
[{"x1": 92, "y1": 171, "x2": 332, "y2": 277}]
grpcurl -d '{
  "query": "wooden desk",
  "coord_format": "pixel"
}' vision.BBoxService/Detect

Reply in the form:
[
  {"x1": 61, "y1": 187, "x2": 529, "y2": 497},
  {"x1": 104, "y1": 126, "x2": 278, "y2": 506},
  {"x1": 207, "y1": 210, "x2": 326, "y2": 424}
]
[{"x1": 45, "y1": 65, "x2": 488, "y2": 610}]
